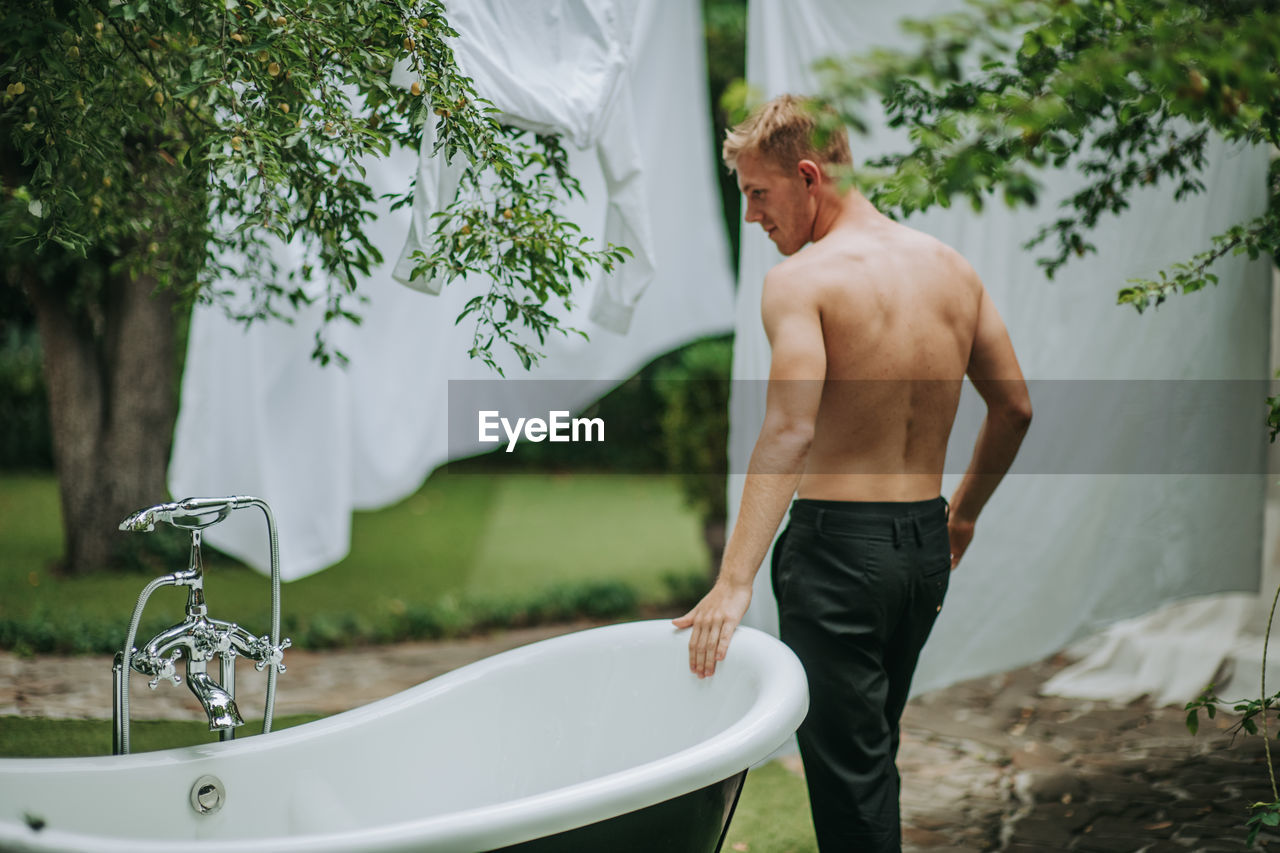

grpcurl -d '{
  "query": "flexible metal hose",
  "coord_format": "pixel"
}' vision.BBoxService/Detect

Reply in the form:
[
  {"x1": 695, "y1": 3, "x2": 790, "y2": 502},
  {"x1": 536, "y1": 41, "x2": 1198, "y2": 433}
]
[
  {"x1": 246, "y1": 498, "x2": 282, "y2": 734},
  {"x1": 119, "y1": 573, "x2": 180, "y2": 755}
]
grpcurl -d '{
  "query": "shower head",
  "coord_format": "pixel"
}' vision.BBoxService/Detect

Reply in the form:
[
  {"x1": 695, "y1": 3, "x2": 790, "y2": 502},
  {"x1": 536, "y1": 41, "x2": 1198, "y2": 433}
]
[
  {"x1": 119, "y1": 504, "x2": 178, "y2": 533},
  {"x1": 119, "y1": 497, "x2": 249, "y2": 533}
]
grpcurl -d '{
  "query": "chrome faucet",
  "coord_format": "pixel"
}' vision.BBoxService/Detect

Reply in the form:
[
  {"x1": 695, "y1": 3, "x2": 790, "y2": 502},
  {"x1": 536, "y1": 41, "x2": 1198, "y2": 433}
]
[
  {"x1": 112, "y1": 496, "x2": 288, "y2": 755},
  {"x1": 186, "y1": 671, "x2": 244, "y2": 731}
]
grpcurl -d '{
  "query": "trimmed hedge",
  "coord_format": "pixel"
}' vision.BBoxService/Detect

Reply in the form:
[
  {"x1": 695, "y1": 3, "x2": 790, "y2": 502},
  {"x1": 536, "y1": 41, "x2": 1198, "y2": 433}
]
[{"x1": 1, "y1": 573, "x2": 707, "y2": 656}]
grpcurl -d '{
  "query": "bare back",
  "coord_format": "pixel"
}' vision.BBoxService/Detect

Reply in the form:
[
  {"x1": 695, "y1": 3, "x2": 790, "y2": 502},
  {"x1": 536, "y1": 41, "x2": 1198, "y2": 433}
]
[{"x1": 783, "y1": 219, "x2": 981, "y2": 501}]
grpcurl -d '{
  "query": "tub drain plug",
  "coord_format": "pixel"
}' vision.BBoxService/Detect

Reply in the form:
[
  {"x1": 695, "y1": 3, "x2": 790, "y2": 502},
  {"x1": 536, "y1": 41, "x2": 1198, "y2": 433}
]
[{"x1": 190, "y1": 775, "x2": 225, "y2": 815}]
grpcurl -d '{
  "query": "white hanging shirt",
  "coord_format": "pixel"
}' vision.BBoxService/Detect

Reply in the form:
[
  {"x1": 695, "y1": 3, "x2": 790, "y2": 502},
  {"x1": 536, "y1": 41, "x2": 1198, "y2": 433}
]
[{"x1": 393, "y1": 0, "x2": 655, "y2": 334}]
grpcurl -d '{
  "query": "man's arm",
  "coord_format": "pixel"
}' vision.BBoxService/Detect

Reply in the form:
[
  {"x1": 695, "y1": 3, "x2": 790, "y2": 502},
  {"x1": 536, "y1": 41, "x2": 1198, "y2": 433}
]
[
  {"x1": 948, "y1": 282, "x2": 1032, "y2": 568},
  {"x1": 673, "y1": 267, "x2": 826, "y2": 677}
]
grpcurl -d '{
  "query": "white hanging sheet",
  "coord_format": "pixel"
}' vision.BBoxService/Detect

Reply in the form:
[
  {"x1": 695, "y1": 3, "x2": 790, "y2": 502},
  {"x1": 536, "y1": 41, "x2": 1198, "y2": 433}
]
[
  {"x1": 169, "y1": 0, "x2": 735, "y2": 580},
  {"x1": 732, "y1": 0, "x2": 1272, "y2": 700},
  {"x1": 1039, "y1": 593, "x2": 1264, "y2": 707}
]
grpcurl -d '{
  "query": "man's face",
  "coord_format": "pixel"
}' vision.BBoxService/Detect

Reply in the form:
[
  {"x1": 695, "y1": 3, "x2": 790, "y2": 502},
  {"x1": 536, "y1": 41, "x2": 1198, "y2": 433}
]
[{"x1": 736, "y1": 150, "x2": 814, "y2": 256}]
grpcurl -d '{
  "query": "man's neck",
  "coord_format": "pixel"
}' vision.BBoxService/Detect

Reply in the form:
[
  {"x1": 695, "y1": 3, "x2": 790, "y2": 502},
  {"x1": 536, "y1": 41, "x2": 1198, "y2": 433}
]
[{"x1": 811, "y1": 189, "x2": 880, "y2": 243}]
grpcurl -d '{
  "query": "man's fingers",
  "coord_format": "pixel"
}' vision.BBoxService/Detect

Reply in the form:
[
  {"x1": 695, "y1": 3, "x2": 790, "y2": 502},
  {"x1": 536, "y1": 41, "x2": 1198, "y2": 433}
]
[
  {"x1": 947, "y1": 522, "x2": 973, "y2": 570},
  {"x1": 679, "y1": 591, "x2": 750, "y2": 677},
  {"x1": 716, "y1": 622, "x2": 736, "y2": 661},
  {"x1": 696, "y1": 622, "x2": 716, "y2": 676},
  {"x1": 705, "y1": 622, "x2": 726, "y2": 677},
  {"x1": 688, "y1": 622, "x2": 704, "y2": 674}
]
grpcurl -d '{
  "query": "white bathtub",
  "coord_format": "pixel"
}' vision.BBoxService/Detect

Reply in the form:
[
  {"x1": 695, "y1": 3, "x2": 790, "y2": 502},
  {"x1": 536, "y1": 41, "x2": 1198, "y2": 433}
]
[{"x1": 0, "y1": 620, "x2": 808, "y2": 853}]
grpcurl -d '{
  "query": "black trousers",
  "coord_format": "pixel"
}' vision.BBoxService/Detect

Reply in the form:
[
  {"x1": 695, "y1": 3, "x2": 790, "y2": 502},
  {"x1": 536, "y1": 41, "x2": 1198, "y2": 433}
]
[{"x1": 772, "y1": 497, "x2": 951, "y2": 853}]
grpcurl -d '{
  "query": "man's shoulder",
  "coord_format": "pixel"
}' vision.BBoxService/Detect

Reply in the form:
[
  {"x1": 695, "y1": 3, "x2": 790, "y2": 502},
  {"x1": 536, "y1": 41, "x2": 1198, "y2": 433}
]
[
  {"x1": 869, "y1": 220, "x2": 964, "y2": 262},
  {"x1": 759, "y1": 255, "x2": 826, "y2": 328},
  {"x1": 766, "y1": 222, "x2": 979, "y2": 297},
  {"x1": 859, "y1": 222, "x2": 983, "y2": 298},
  {"x1": 894, "y1": 224, "x2": 979, "y2": 280},
  {"x1": 765, "y1": 224, "x2": 896, "y2": 288},
  {"x1": 765, "y1": 239, "x2": 844, "y2": 289},
  {"x1": 761, "y1": 256, "x2": 835, "y2": 326}
]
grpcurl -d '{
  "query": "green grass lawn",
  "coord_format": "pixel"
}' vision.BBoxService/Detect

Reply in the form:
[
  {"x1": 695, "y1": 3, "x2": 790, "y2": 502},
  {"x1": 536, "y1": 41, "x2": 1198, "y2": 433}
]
[
  {"x1": 465, "y1": 475, "x2": 709, "y2": 599},
  {"x1": 0, "y1": 714, "x2": 817, "y2": 852},
  {"x1": 0, "y1": 469, "x2": 710, "y2": 652},
  {"x1": 726, "y1": 760, "x2": 820, "y2": 853},
  {"x1": 0, "y1": 714, "x2": 326, "y2": 757}
]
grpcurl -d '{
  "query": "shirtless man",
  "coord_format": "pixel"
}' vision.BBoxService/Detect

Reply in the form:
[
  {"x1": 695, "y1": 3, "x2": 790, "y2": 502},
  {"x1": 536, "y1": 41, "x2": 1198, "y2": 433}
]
[{"x1": 674, "y1": 95, "x2": 1032, "y2": 851}]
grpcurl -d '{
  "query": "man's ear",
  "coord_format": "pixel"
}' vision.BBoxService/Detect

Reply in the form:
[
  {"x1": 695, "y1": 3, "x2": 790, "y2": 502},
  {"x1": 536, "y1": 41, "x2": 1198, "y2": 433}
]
[{"x1": 797, "y1": 159, "x2": 822, "y2": 192}]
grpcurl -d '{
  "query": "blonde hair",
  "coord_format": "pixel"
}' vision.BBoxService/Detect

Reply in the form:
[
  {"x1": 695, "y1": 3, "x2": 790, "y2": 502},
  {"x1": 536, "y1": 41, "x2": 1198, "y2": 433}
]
[{"x1": 722, "y1": 94, "x2": 851, "y2": 173}]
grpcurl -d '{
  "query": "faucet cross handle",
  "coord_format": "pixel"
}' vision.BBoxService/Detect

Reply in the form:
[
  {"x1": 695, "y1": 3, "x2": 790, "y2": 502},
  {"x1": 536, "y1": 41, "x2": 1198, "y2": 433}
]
[
  {"x1": 191, "y1": 623, "x2": 232, "y2": 659},
  {"x1": 253, "y1": 637, "x2": 291, "y2": 674},
  {"x1": 146, "y1": 651, "x2": 183, "y2": 690}
]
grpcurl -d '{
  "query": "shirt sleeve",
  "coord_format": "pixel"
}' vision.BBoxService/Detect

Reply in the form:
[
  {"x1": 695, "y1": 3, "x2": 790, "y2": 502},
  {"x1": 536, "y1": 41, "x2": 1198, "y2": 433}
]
[
  {"x1": 588, "y1": 83, "x2": 656, "y2": 334},
  {"x1": 392, "y1": 118, "x2": 466, "y2": 294}
]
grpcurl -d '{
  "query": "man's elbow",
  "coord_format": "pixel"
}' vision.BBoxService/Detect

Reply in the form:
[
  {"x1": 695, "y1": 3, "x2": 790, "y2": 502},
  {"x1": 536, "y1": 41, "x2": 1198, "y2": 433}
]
[
  {"x1": 762, "y1": 419, "x2": 816, "y2": 458},
  {"x1": 997, "y1": 398, "x2": 1033, "y2": 434},
  {"x1": 782, "y1": 422, "x2": 817, "y2": 453}
]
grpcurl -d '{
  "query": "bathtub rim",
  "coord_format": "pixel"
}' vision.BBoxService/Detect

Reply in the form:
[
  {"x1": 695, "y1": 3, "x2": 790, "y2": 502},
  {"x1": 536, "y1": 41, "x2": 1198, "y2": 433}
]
[{"x1": 0, "y1": 620, "x2": 809, "y2": 853}]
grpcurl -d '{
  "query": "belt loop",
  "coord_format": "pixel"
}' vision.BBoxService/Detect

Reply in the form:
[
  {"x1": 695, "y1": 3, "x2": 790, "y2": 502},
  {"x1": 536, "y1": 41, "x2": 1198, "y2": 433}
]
[
  {"x1": 912, "y1": 516, "x2": 923, "y2": 547},
  {"x1": 816, "y1": 508, "x2": 826, "y2": 534},
  {"x1": 942, "y1": 496, "x2": 950, "y2": 521},
  {"x1": 892, "y1": 517, "x2": 901, "y2": 549}
]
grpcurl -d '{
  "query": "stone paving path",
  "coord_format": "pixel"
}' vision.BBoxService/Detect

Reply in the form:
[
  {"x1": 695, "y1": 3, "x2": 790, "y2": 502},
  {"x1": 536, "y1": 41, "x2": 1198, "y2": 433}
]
[
  {"x1": 896, "y1": 654, "x2": 1278, "y2": 852},
  {"x1": 0, "y1": 622, "x2": 583, "y2": 720},
  {"x1": 3, "y1": 624, "x2": 1277, "y2": 852}
]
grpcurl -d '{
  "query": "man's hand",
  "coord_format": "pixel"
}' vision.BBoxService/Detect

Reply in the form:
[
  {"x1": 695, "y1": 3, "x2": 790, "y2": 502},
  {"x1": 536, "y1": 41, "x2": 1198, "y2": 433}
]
[
  {"x1": 948, "y1": 514, "x2": 975, "y2": 569},
  {"x1": 672, "y1": 579, "x2": 753, "y2": 678}
]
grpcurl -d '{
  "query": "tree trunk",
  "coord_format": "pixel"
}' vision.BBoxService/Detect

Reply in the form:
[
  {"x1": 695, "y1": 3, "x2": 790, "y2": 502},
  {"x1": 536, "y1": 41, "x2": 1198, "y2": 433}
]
[{"x1": 23, "y1": 262, "x2": 180, "y2": 575}]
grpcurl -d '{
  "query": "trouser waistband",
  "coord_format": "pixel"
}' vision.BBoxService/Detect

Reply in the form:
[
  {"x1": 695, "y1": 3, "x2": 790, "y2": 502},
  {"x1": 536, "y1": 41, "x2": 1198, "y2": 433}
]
[
  {"x1": 788, "y1": 496, "x2": 949, "y2": 547},
  {"x1": 792, "y1": 496, "x2": 948, "y2": 517}
]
